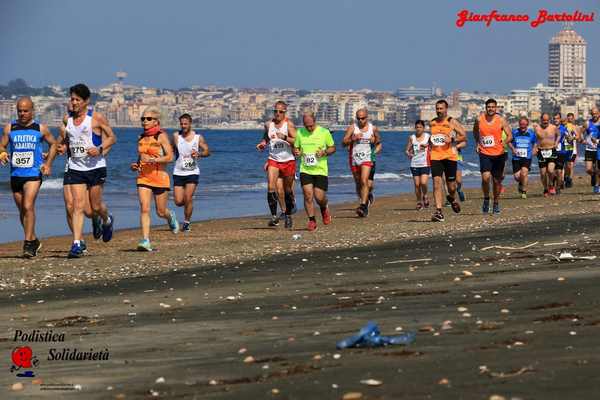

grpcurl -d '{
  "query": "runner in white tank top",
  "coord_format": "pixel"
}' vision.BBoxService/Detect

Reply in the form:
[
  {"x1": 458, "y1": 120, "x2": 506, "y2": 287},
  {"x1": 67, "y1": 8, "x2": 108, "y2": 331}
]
[
  {"x1": 58, "y1": 83, "x2": 117, "y2": 258},
  {"x1": 256, "y1": 101, "x2": 297, "y2": 229},
  {"x1": 405, "y1": 120, "x2": 431, "y2": 210},
  {"x1": 172, "y1": 114, "x2": 210, "y2": 232},
  {"x1": 342, "y1": 108, "x2": 381, "y2": 217}
]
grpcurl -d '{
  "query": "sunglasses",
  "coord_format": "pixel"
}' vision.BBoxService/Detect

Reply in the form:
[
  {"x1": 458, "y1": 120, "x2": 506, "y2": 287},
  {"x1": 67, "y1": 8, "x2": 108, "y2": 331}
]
[
  {"x1": 273, "y1": 110, "x2": 286, "y2": 114},
  {"x1": 357, "y1": 117, "x2": 367, "y2": 121},
  {"x1": 140, "y1": 117, "x2": 156, "y2": 122}
]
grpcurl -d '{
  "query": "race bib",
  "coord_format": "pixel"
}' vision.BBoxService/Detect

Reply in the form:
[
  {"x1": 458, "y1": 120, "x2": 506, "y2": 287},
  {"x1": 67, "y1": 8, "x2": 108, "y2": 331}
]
[
  {"x1": 353, "y1": 150, "x2": 370, "y2": 163},
  {"x1": 431, "y1": 134, "x2": 446, "y2": 146},
  {"x1": 541, "y1": 149, "x2": 553, "y2": 158},
  {"x1": 303, "y1": 153, "x2": 318, "y2": 167},
  {"x1": 11, "y1": 151, "x2": 34, "y2": 168},
  {"x1": 70, "y1": 141, "x2": 87, "y2": 158},
  {"x1": 515, "y1": 148, "x2": 528, "y2": 158},
  {"x1": 481, "y1": 136, "x2": 495, "y2": 147},
  {"x1": 182, "y1": 157, "x2": 196, "y2": 170}
]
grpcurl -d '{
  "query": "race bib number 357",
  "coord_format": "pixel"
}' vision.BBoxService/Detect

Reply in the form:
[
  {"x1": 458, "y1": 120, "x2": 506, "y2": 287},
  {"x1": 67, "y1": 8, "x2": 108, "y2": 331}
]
[{"x1": 11, "y1": 151, "x2": 34, "y2": 168}]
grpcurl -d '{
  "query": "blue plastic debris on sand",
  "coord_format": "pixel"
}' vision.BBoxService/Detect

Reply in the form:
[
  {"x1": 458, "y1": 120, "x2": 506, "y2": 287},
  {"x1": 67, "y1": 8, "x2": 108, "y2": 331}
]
[{"x1": 336, "y1": 321, "x2": 416, "y2": 349}]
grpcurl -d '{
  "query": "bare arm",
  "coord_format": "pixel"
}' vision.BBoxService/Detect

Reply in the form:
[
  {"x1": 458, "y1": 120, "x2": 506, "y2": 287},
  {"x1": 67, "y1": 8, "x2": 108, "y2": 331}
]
[
  {"x1": 197, "y1": 134, "x2": 210, "y2": 157},
  {"x1": 285, "y1": 120, "x2": 297, "y2": 145},
  {"x1": 40, "y1": 124, "x2": 58, "y2": 174},
  {"x1": 405, "y1": 136, "x2": 413, "y2": 158},
  {"x1": 0, "y1": 123, "x2": 10, "y2": 163},
  {"x1": 472, "y1": 118, "x2": 480, "y2": 144},
  {"x1": 502, "y1": 118, "x2": 513, "y2": 145},
  {"x1": 342, "y1": 125, "x2": 354, "y2": 146},
  {"x1": 451, "y1": 119, "x2": 467, "y2": 143},
  {"x1": 157, "y1": 132, "x2": 174, "y2": 163},
  {"x1": 256, "y1": 123, "x2": 268, "y2": 150}
]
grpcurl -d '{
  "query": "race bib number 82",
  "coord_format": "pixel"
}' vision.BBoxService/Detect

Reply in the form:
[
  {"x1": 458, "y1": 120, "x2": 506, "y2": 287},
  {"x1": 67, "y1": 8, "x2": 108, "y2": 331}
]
[{"x1": 303, "y1": 153, "x2": 317, "y2": 167}]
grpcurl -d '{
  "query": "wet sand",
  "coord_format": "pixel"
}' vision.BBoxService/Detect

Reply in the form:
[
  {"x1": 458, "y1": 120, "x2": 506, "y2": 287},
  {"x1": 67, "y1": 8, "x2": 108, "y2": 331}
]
[{"x1": 2, "y1": 179, "x2": 600, "y2": 399}]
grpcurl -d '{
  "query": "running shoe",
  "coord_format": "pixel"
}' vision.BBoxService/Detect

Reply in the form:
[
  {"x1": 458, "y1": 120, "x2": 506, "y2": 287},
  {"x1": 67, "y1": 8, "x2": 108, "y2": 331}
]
[
  {"x1": 594, "y1": 186, "x2": 600, "y2": 194},
  {"x1": 493, "y1": 202, "x2": 501, "y2": 214},
  {"x1": 137, "y1": 239, "x2": 153, "y2": 252},
  {"x1": 457, "y1": 189, "x2": 465, "y2": 202},
  {"x1": 423, "y1": 197, "x2": 430, "y2": 208},
  {"x1": 548, "y1": 186, "x2": 557, "y2": 195},
  {"x1": 167, "y1": 210, "x2": 179, "y2": 233},
  {"x1": 482, "y1": 198, "x2": 490, "y2": 214},
  {"x1": 307, "y1": 219, "x2": 317, "y2": 231},
  {"x1": 22, "y1": 239, "x2": 42, "y2": 258},
  {"x1": 447, "y1": 195, "x2": 461, "y2": 214},
  {"x1": 92, "y1": 215, "x2": 103, "y2": 240},
  {"x1": 356, "y1": 205, "x2": 366, "y2": 218},
  {"x1": 284, "y1": 214, "x2": 293, "y2": 229},
  {"x1": 416, "y1": 202, "x2": 423, "y2": 211},
  {"x1": 543, "y1": 189, "x2": 550, "y2": 198},
  {"x1": 431, "y1": 210, "x2": 445, "y2": 222},
  {"x1": 521, "y1": 192, "x2": 527, "y2": 199},
  {"x1": 268, "y1": 215, "x2": 280, "y2": 227},
  {"x1": 368, "y1": 192, "x2": 374, "y2": 207},
  {"x1": 321, "y1": 207, "x2": 332, "y2": 225},
  {"x1": 181, "y1": 221, "x2": 191, "y2": 232},
  {"x1": 67, "y1": 242, "x2": 84, "y2": 259},
  {"x1": 102, "y1": 214, "x2": 114, "y2": 242},
  {"x1": 81, "y1": 240, "x2": 88, "y2": 254}
]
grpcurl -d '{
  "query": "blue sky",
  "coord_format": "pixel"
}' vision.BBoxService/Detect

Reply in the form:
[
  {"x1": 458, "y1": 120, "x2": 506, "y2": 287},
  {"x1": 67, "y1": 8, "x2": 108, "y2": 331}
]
[{"x1": 1, "y1": 0, "x2": 598, "y2": 92}]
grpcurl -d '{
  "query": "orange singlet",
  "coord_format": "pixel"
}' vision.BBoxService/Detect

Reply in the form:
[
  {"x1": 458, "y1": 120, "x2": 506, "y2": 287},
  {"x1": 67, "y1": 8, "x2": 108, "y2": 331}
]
[
  {"x1": 137, "y1": 132, "x2": 170, "y2": 189},
  {"x1": 478, "y1": 114, "x2": 504, "y2": 156},
  {"x1": 429, "y1": 117, "x2": 457, "y2": 161}
]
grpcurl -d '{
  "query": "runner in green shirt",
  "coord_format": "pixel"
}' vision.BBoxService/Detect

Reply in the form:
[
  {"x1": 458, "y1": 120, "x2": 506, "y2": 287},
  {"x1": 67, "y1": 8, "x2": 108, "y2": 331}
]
[{"x1": 293, "y1": 112, "x2": 336, "y2": 231}]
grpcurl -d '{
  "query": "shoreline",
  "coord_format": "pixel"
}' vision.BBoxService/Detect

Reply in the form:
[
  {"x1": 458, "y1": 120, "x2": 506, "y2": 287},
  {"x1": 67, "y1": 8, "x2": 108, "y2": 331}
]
[{"x1": 1, "y1": 177, "x2": 598, "y2": 293}]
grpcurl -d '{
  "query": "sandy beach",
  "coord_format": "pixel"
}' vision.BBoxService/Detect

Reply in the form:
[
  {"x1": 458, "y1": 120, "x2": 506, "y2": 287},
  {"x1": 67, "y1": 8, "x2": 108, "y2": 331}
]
[{"x1": 2, "y1": 178, "x2": 600, "y2": 399}]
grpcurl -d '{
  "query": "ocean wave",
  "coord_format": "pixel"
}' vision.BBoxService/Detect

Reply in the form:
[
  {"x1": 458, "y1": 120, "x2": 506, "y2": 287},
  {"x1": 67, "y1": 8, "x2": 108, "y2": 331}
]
[
  {"x1": 460, "y1": 169, "x2": 481, "y2": 177},
  {"x1": 205, "y1": 182, "x2": 268, "y2": 192}
]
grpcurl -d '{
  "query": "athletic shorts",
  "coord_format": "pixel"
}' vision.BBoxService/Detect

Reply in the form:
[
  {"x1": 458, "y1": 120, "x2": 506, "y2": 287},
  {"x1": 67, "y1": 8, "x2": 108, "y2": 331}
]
[
  {"x1": 410, "y1": 166, "x2": 431, "y2": 177},
  {"x1": 555, "y1": 152, "x2": 571, "y2": 170},
  {"x1": 10, "y1": 175, "x2": 42, "y2": 193},
  {"x1": 137, "y1": 184, "x2": 169, "y2": 195},
  {"x1": 537, "y1": 148, "x2": 558, "y2": 169},
  {"x1": 479, "y1": 153, "x2": 506, "y2": 179},
  {"x1": 267, "y1": 159, "x2": 296, "y2": 178},
  {"x1": 63, "y1": 167, "x2": 107, "y2": 187},
  {"x1": 584, "y1": 150, "x2": 597, "y2": 162},
  {"x1": 511, "y1": 158, "x2": 532, "y2": 173},
  {"x1": 430, "y1": 159, "x2": 457, "y2": 181},
  {"x1": 351, "y1": 161, "x2": 374, "y2": 174},
  {"x1": 300, "y1": 173, "x2": 328, "y2": 191},
  {"x1": 173, "y1": 174, "x2": 199, "y2": 187}
]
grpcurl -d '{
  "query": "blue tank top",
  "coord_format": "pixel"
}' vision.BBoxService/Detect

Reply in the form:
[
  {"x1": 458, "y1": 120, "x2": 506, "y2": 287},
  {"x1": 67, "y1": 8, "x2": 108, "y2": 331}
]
[
  {"x1": 8, "y1": 120, "x2": 44, "y2": 178},
  {"x1": 587, "y1": 119, "x2": 600, "y2": 156},
  {"x1": 511, "y1": 128, "x2": 536, "y2": 160},
  {"x1": 556, "y1": 124, "x2": 570, "y2": 154}
]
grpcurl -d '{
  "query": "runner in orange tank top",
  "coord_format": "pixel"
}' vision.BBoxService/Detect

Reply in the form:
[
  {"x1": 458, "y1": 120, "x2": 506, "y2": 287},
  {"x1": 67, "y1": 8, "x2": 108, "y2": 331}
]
[
  {"x1": 428, "y1": 100, "x2": 467, "y2": 222},
  {"x1": 130, "y1": 107, "x2": 178, "y2": 252},
  {"x1": 473, "y1": 99, "x2": 513, "y2": 215}
]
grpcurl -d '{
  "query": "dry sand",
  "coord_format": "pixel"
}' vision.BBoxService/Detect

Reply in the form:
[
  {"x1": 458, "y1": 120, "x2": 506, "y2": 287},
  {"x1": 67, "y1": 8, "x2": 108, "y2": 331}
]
[{"x1": 1, "y1": 179, "x2": 600, "y2": 399}]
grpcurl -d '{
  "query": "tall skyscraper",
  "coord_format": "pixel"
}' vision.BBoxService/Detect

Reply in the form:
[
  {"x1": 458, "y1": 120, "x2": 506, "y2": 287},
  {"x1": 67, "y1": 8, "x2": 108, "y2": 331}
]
[{"x1": 548, "y1": 26, "x2": 586, "y2": 89}]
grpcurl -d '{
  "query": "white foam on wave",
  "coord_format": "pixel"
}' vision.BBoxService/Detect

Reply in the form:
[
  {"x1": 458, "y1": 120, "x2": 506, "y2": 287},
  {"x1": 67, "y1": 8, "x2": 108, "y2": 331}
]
[
  {"x1": 206, "y1": 182, "x2": 268, "y2": 192},
  {"x1": 466, "y1": 162, "x2": 479, "y2": 168},
  {"x1": 461, "y1": 169, "x2": 481, "y2": 177},
  {"x1": 40, "y1": 178, "x2": 63, "y2": 190}
]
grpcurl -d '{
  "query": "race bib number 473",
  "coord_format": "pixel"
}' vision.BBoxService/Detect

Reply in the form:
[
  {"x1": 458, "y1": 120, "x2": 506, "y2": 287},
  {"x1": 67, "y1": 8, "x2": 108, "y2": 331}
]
[{"x1": 11, "y1": 151, "x2": 34, "y2": 168}]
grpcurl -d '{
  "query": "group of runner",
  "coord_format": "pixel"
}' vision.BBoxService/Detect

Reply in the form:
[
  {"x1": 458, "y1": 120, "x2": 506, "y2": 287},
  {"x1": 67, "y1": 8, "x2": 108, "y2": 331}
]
[
  {"x1": 2, "y1": 89, "x2": 600, "y2": 258},
  {"x1": 404, "y1": 99, "x2": 600, "y2": 222},
  {"x1": 0, "y1": 84, "x2": 210, "y2": 257}
]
